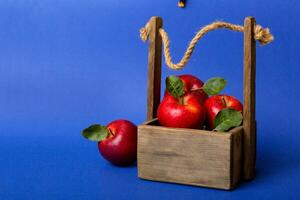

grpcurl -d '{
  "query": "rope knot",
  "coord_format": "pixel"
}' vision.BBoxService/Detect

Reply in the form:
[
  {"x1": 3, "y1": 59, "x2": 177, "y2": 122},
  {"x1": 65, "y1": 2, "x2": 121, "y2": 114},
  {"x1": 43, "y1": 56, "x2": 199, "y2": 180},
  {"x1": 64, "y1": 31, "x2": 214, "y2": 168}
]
[{"x1": 254, "y1": 25, "x2": 274, "y2": 45}]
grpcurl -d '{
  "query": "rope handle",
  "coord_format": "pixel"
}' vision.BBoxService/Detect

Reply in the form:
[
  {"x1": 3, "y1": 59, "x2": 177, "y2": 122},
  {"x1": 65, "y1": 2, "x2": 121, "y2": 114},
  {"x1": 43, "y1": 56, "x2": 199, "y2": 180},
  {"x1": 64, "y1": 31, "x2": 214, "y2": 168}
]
[{"x1": 140, "y1": 20, "x2": 273, "y2": 70}]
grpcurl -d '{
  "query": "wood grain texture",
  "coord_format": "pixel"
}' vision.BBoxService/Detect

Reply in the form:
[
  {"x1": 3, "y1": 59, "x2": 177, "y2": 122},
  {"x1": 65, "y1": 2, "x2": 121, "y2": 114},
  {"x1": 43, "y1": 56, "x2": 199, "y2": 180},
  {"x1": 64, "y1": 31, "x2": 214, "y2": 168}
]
[
  {"x1": 231, "y1": 127, "x2": 242, "y2": 186},
  {"x1": 146, "y1": 17, "x2": 163, "y2": 121},
  {"x1": 137, "y1": 119, "x2": 242, "y2": 190},
  {"x1": 243, "y1": 17, "x2": 256, "y2": 180}
]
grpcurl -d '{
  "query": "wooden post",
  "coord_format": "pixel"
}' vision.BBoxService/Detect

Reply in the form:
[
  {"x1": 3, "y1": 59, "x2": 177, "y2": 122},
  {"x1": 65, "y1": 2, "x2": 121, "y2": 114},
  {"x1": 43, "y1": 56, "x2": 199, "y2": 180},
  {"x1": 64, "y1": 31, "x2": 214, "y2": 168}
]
[
  {"x1": 243, "y1": 17, "x2": 256, "y2": 180},
  {"x1": 146, "y1": 17, "x2": 163, "y2": 120}
]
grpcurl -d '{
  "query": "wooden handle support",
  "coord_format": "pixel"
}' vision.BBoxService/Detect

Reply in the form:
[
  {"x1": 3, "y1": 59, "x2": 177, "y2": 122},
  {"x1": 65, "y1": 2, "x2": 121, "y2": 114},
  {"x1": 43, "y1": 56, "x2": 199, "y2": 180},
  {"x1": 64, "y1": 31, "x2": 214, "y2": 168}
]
[
  {"x1": 145, "y1": 16, "x2": 257, "y2": 181},
  {"x1": 243, "y1": 17, "x2": 256, "y2": 180},
  {"x1": 146, "y1": 17, "x2": 163, "y2": 120}
]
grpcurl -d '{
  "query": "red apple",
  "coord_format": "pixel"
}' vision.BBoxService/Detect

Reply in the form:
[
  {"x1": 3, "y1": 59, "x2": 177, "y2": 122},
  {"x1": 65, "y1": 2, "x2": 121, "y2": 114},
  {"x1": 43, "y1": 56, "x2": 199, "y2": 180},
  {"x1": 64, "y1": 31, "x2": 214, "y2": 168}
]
[
  {"x1": 164, "y1": 74, "x2": 208, "y2": 104},
  {"x1": 158, "y1": 75, "x2": 207, "y2": 129},
  {"x1": 98, "y1": 120, "x2": 137, "y2": 166},
  {"x1": 204, "y1": 95, "x2": 243, "y2": 130},
  {"x1": 158, "y1": 93, "x2": 206, "y2": 129}
]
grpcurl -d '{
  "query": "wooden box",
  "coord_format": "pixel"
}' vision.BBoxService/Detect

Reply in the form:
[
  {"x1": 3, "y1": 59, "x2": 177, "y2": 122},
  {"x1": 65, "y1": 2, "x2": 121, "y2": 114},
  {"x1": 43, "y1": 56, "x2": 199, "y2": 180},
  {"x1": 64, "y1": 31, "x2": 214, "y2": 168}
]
[
  {"x1": 138, "y1": 119, "x2": 242, "y2": 190},
  {"x1": 138, "y1": 16, "x2": 258, "y2": 190}
]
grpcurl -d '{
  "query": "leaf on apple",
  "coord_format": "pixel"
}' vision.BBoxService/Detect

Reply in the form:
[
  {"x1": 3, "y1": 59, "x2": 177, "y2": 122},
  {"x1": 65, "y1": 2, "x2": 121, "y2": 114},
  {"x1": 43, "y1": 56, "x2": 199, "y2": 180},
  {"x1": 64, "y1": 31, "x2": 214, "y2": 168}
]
[
  {"x1": 82, "y1": 124, "x2": 108, "y2": 142},
  {"x1": 213, "y1": 108, "x2": 243, "y2": 132},
  {"x1": 166, "y1": 75, "x2": 185, "y2": 98},
  {"x1": 203, "y1": 77, "x2": 227, "y2": 95}
]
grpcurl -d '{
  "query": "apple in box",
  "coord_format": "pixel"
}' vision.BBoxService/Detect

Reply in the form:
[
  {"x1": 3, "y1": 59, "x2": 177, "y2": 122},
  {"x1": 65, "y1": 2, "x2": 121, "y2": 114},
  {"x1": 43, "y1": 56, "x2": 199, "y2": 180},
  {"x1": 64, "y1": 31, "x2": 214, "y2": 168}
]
[
  {"x1": 158, "y1": 75, "x2": 207, "y2": 129},
  {"x1": 204, "y1": 95, "x2": 243, "y2": 130}
]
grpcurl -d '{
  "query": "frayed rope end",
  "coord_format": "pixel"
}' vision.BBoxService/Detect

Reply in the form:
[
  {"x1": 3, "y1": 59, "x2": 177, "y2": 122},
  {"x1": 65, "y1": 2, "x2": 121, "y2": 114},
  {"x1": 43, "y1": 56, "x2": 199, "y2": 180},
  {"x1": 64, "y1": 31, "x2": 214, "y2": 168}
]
[{"x1": 254, "y1": 25, "x2": 274, "y2": 45}]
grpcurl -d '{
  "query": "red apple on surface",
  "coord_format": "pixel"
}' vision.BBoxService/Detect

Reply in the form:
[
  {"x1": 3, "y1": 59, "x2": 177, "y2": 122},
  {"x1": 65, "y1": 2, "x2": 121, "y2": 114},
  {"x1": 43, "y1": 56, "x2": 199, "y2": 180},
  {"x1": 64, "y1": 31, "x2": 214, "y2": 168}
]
[
  {"x1": 158, "y1": 75, "x2": 206, "y2": 129},
  {"x1": 98, "y1": 120, "x2": 137, "y2": 166},
  {"x1": 82, "y1": 119, "x2": 137, "y2": 166},
  {"x1": 204, "y1": 95, "x2": 243, "y2": 130}
]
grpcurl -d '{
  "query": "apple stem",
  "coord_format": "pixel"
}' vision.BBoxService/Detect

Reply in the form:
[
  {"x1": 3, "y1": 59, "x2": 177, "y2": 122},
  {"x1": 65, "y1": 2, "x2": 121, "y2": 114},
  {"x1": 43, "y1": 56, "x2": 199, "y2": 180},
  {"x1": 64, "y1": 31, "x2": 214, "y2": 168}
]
[
  {"x1": 221, "y1": 96, "x2": 227, "y2": 106},
  {"x1": 190, "y1": 87, "x2": 203, "y2": 92},
  {"x1": 107, "y1": 128, "x2": 115, "y2": 137},
  {"x1": 178, "y1": 96, "x2": 184, "y2": 105}
]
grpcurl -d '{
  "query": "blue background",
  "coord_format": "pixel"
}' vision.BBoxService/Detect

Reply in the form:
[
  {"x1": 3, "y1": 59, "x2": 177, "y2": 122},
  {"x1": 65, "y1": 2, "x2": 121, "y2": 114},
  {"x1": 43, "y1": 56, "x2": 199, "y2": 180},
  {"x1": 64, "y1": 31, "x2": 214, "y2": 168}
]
[{"x1": 1, "y1": 0, "x2": 299, "y2": 199}]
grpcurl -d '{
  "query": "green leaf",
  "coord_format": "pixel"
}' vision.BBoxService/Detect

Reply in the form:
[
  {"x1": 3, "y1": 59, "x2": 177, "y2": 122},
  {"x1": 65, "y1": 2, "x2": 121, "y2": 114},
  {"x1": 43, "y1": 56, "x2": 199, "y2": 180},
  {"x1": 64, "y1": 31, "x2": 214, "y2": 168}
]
[
  {"x1": 82, "y1": 124, "x2": 108, "y2": 142},
  {"x1": 166, "y1": 75, "x2": 185, "y2": 98},
  {"x1": 214, "y1": 108, "x2": 243, "y2": 132},
  {"x1": 203, "y1": 77, "x2": 227, "y2": 95}
]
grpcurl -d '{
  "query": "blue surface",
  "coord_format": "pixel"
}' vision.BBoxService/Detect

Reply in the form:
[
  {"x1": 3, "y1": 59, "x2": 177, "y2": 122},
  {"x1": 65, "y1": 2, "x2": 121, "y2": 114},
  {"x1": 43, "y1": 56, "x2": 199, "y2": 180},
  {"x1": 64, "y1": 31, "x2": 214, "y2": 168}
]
[{"x1": 1, "y1": 0, "x2": 299, "y2": 199}]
